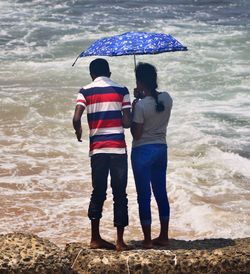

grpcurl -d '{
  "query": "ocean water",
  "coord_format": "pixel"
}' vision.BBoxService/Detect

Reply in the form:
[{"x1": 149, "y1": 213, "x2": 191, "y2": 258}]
[{"x1": 0, "y1": 0, "x2": 249, "y2": 246}]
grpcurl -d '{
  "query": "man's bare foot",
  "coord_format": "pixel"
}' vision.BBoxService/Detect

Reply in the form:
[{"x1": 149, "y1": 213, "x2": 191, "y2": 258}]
[
  {"x1": 90, "y1": 238, "x2": 116, "y2": 250},
  {"x1": 142, "y1": 240, "x2": 153, "y2": 249},
  {"x1": 116, "y1": 241, "x2": 130, "y2": 252},
  {"x1": 152, "y1": 237, "x2": 169, "y2": 246}
]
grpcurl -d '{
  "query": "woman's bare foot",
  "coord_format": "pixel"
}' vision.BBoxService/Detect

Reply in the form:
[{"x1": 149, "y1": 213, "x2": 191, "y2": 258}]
[
  {"x1": 142, "y1": 240, "x2": 153, "y2": 249},
  {"x1": 90, "y1": 238, "x2": 116, "y2": 250},
  {"x1": 152, "y1": 237, "x2": 169, "y2": 246},
  {"x1": 116, "y1": 240, "x2": 130, "y2": 252}
]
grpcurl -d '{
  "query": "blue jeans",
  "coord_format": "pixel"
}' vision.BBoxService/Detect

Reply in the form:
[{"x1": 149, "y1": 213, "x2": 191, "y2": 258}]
[{"x1": 131, "y1": 144, "x2": 170, "y2": 226}]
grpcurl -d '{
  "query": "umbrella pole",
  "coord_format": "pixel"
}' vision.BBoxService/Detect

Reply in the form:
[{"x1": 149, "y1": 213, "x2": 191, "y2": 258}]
[
  {"x1": 134, "y1": 55, "x2": 136, "y2": 70},
  {"x1": 72, "y1": 54, "x2": 81, "y2": 67}
]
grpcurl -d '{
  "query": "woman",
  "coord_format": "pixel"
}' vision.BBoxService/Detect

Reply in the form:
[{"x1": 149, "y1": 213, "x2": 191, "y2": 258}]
[{"x1": 131, "y1": 62, "x2": 173, "y2": 248}]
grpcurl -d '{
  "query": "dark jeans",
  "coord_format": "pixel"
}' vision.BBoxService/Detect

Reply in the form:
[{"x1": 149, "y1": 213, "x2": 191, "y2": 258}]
[{"x1": 88, "y1": 153, "x2": 128, "y2": 227}]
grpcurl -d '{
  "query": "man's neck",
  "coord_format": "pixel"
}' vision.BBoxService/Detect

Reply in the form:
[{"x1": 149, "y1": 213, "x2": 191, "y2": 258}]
[{"x1": 93, "y1": 76, "x2": 110, "y2": 82}]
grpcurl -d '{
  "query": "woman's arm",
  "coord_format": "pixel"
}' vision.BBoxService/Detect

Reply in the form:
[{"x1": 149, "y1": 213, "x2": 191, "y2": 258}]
[
  {"x1": 131, "y1": 98, "x2": 144, "y2": 140},
  {"x1": 130, "y1": 121, "x2": 143, "y2": 140}
]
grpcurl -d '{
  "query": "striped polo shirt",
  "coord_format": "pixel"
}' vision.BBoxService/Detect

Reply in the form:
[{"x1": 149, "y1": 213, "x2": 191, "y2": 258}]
[{"x1": 76, "y1": 76, "x2": 131, "y2": 156}]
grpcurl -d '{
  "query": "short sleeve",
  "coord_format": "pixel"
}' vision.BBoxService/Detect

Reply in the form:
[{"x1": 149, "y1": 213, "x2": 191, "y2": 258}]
[
  {"x1": 76, "y1": 88, "x2": 86, "y2": 108},
  {"x1": 133, "y1": 102, "x2": 144, "y2": 124},
  {"x1": 122, "y1": 88, "x2": 131, "y2": 109}
]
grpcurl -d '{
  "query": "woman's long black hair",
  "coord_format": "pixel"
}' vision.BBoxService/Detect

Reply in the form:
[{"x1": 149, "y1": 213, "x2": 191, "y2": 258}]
[{"x1": 135, "y1": 62, "x2": 165, "y2": 112}]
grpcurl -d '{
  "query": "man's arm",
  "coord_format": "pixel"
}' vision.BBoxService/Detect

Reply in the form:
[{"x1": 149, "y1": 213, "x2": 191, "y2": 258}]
[
  {"x1": 122, "y1": 108, "x2": 131, "y2": 128},
  {"x1": 73, "y1": 105, "x2": 85, "y2": 142}
]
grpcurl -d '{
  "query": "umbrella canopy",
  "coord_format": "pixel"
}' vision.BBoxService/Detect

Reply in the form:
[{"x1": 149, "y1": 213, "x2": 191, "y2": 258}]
[{"x1": 72, "y1": 31, "x2": 187, "y2": 66}]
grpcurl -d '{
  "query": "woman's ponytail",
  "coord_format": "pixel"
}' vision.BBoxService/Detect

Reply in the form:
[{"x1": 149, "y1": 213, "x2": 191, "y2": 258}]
[{"x1": 151, "y1": 89, "x2": 165, "y2": 112}]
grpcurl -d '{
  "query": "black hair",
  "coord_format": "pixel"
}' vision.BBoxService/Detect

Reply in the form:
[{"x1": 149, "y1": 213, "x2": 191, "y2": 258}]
[
  {"x1": 89, "y1": 58, "x2": 110, "y2": 77},
  {"x1": 135, "y1": 62, "x2": 165, "y2": 112}
]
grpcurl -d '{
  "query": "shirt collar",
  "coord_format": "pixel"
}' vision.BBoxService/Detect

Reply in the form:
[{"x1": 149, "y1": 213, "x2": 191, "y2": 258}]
[{"x1": 93, "y1": 76, "x2": 110, "y2": 82}]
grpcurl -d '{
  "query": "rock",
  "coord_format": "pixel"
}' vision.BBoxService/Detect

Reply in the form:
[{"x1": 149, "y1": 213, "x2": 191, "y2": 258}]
[
  {"x1": 0, "y1": 232, "x2": 72, "y2": 274},
  {"x1": 65, "y1": 238, "x2": 250, "y2": 274},
  {"x1": 0, "y1": 233, "x2": 249, "y2": 274}
]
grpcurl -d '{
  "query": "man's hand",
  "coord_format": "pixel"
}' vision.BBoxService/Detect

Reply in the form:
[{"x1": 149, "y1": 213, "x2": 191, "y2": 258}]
[
  {"x1": 134, "y1": 88, "x2": 145, "y2": 100},
  {"x1": 75, "y1": 127, "x2": 82, "y2": 142}
]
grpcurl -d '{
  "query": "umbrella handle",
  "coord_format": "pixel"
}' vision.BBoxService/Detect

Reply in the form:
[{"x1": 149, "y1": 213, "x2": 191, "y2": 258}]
[{"x1": 134, "y1": 55, "x2": 136, "y2": 70}]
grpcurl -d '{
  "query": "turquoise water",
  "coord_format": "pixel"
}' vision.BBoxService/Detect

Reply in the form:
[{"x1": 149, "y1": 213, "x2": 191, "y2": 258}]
[{"x1": 0, "y1": 0, "x2": 249, "y2": 245}]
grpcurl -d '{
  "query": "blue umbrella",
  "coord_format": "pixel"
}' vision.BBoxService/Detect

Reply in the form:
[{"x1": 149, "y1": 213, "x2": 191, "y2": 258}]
[{"x1": 72, "y1": 31, "x2": 187, "y2": 67}]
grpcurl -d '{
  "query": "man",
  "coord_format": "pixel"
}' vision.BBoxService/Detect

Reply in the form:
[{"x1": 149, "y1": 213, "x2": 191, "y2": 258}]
[{"x1": 73, "y1": 58, "x2": 131, "y2": 251}]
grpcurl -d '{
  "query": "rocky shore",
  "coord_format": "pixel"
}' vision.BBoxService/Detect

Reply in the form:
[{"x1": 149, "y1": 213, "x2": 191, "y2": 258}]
[{"x1": 0, "y1": 232, "x2": 249, "y2": 274}]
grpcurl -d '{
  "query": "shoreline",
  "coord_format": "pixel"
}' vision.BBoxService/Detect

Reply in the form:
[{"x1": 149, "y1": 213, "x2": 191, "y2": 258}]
[{"x1": 1, "y1": 232, "x2": 249, "y2": 274}]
